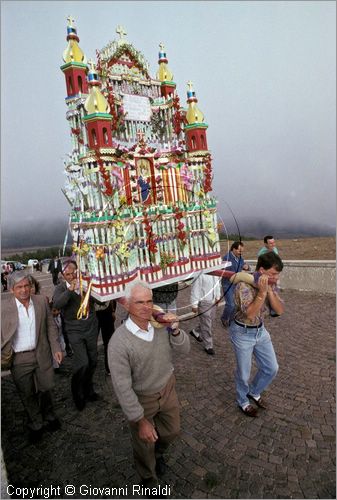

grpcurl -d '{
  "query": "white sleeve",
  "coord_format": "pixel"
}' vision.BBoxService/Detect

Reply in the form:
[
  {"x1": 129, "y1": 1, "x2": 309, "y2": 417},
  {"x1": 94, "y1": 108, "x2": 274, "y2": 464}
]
[
  {"x1": 214, "y1": 277, "x2": 222, "y2": 301},
  {"x1": 190, "y1": 276, "x2": 202, "y2": 307}
]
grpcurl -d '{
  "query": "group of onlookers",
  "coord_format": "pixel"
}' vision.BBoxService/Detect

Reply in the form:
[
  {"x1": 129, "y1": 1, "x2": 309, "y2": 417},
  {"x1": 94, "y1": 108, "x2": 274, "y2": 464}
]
[
  {"x1": 1, "y1": 262, "x2": 15, "y2": 291},
  {"x1": 1, "y1": 234, "x2": 283, "y2": 496}
]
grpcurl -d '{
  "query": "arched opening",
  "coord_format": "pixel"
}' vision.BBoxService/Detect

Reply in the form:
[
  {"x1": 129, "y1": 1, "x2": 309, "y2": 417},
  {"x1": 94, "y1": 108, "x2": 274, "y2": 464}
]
[
  {"x1": 68, "y1": 76, "x2": 73, "y2": 94},
  {"x1": 91, "y1": 128, "x2": 97, "y2": 146},
  {"x1": 103, "y1": 127, "x2": 109, "y2": 145},
  {"x1": 201, "y1": 135, "x2": 205, "y2": 149},
  {"x1": 191, "y1": 136, "x2": 196, "y2": 149},
  {"x1": 78, "y1": 75, "x2": 83, "y2": 93}
]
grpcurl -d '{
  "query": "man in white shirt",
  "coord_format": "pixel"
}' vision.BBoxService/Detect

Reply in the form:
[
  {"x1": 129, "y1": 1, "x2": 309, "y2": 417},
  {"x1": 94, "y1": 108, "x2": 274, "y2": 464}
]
[
  {"x1": 108, "y1": 280, "x2": 190, "y2": 493},
  {"x1": 1, "y1": 271, "x2": 63, "y2": 443}
]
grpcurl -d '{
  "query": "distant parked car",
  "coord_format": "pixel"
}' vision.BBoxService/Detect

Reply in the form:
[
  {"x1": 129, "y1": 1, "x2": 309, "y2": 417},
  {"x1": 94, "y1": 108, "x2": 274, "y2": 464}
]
[
  {"x1": 1, "y1": 260, "x2": 26, "y2": 272},
  {"x1": 16, "y1": 262, "x2": 26, "y2": 270}
]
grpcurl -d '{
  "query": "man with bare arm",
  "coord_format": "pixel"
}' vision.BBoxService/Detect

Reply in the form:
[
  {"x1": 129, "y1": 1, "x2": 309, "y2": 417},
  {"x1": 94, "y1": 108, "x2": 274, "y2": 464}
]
[{"x1": 229, "y1": 252, "x2": 284, "y2": 417}]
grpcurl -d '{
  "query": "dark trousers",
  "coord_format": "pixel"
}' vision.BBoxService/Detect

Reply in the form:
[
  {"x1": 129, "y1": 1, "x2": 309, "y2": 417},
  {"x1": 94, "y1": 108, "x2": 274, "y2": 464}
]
[
  {"x1": 96, "y1": 305, "x2": 115, "y2": 372},
  {"x1": 68, "y1": 327, "x2": 99, "y2": 404},
  {"x1": 60, "y1": 315, "x2": 71, "y2": 354},
  {"x1": 11, "y1": 352, "x2": 57, "y2": 431},
  {"x1": 129, "y1": 374, "x2": 180, "y2": 481},
  {"x1": 51, "y1": 272, "x2": 59, "y2": 286}
]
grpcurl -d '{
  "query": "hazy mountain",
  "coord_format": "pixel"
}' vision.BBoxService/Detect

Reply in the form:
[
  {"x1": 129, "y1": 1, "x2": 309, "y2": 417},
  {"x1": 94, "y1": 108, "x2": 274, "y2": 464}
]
[
  {"x1": 1, "y1": 216, "x2": 335, "y2": 251},
  {"x1": 2, "y1": 219, "x2": 71, "y2": 250},
  {"x1": 221, "y1": 216, "x2": 335, "y2": 239}
]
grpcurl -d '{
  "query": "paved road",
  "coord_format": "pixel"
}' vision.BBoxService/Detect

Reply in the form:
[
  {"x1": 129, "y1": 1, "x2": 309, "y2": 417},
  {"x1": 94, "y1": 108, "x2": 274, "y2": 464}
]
[{"x1": 1, "y1": 273, "x2": 335, "y2": 499}]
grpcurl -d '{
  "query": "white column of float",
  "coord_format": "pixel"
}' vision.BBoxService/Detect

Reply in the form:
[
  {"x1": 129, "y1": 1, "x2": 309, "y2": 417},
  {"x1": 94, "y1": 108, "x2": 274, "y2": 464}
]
[{"x1": 106, "y1": 223, "x2": 117, "y2": 279}]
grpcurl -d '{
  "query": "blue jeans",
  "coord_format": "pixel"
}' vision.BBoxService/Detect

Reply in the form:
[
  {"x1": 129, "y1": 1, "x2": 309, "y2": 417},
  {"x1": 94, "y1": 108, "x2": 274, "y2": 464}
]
[
  {"x1": 229, "y1": 322, "x2": 279, "y2": 408},
  {"x1": 221, "y1": 281, "x2": 235, "y2": 322}
]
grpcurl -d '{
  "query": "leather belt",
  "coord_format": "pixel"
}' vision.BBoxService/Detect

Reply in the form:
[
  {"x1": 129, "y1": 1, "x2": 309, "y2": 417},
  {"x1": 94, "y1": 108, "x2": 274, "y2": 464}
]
[
  {"x1": 234, "y1": 320, "x2": 263, "y2": 329},
  {"x1": 15, "y1": 349, "x2": 35, "y2": 354}
]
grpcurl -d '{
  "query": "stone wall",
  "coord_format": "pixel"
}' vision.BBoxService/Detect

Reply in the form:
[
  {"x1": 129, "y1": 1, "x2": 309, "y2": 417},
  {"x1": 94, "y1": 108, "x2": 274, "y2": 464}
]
[{"x1": 246, "y1": 260, "x2": 336, "y2": 294}]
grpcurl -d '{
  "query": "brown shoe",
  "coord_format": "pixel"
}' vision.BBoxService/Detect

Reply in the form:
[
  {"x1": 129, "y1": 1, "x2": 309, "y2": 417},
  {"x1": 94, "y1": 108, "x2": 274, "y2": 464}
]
[
  {"x1": 240, "y1": 404, "x2": 258, "y2": 417},
  {"x1": 247, "y1": 394, "x2": 267, "y2": 409}
]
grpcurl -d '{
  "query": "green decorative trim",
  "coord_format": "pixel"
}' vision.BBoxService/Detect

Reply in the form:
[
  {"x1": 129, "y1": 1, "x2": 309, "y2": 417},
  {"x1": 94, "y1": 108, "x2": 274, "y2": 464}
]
[
  {"x1": 70, "y1": 198, "x2": 218, "y2": 225},
  {"x1": 161, "y1": 81, "x2": 176, "y2": 86},
  {"x1": 83, "y1": 113, "x2": 112, "y2": 122},
  {"x1": 60, "y1": 62, "x2": 87, "y2": 71},
  {"x1": 184, "y1": 123, "x2": 209, "y2": 130}
]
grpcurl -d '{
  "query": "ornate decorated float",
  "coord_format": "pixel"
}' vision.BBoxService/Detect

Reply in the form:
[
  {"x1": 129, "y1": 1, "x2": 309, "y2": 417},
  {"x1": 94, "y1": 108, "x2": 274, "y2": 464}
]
[{"x1": 60, "y1": 17, "x2": 225, "y2": 300}]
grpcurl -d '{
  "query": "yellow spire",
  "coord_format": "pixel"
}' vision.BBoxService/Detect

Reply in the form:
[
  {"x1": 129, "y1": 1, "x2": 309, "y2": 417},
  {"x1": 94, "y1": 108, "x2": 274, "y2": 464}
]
[
  {"x1": 185, "y1": 81, "x2": 204, "y2": 124},
  {"x1": 63, "y1": 16, "x2": 87, "y2": 64},
  {"x1": 84, "y1": 60, "x2": 109, "y2": 114},
  {"x1": 156, "y1": 43, "x2": 174, "y2": 82}
]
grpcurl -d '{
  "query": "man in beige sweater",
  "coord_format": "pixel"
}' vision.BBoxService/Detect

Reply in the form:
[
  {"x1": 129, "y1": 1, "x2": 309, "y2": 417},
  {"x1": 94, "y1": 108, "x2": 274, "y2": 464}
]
[{"x1": 108, "y1": 280, "x2": 190, "y2": 493}]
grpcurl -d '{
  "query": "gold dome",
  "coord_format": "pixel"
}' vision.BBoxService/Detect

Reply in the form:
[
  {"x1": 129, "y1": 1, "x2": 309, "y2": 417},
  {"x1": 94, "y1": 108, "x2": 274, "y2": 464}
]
[
  {"x1": 62, "y1": 16, "x2": 87, "y2": 64},
  {"x1": 186, "y1": 81, "x2": 204, "y2": 124},
  {"x1": 156, "y1": 43, "x2": 174, "y2": 82},
  {"x1": 84, "y1": 59, "x2": 109, "y2": 114},
  {"x1": 186, "y1": 102, "x2": 204, "y2": 124},
  {"x1": 84, "y1": 87, "x2": 109, "y2": 114}
]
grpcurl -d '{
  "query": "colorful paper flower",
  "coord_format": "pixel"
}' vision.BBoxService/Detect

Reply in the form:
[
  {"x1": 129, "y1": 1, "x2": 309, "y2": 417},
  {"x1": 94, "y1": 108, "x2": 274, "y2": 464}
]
[{"x1": 95, "y1": 247, "x2": 105, "y2": 260}]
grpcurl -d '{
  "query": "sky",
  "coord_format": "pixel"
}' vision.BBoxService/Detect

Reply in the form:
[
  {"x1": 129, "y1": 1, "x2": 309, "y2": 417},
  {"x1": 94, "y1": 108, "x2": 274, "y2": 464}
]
[{"x1": 1, "y1": 0, "x2": 336, "y2": 242}]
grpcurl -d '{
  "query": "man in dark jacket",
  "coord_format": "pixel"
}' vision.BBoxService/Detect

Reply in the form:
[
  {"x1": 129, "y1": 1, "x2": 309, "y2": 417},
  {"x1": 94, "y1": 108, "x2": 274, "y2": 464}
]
[
  {"x1": 48, "y1": 257, "x2": 62, "y2": 286},
  {"x1": 52, "y1": 260, "x2": 99, "y2": 411}
]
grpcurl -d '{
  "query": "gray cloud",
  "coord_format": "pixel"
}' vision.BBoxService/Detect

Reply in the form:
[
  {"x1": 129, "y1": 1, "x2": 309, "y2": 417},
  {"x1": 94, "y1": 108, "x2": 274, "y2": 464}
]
[{"x1": 1, "y1": 1, "x2": 335, "y2": 243}]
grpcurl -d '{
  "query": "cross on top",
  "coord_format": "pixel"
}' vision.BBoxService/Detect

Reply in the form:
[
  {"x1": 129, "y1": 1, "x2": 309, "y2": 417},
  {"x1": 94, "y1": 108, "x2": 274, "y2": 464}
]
[
  {"x1": 67, "y1": 15, "x2": 75, "y2": 27},
  {"x1": 116, "y1": 25, "x2": 127, "y2": 41},
  {"x1": 159, "y1": 42, "x2": 165, "y2": 52},
  {"x1": 136, "y1": 130, "x2": 146, "y2": 143},
  {"x1": 187, "y1": 80, "x2": 194, "y2": 91},
  {"x1": 88, "y1": 59, "x2": 96, "y2": 72}
]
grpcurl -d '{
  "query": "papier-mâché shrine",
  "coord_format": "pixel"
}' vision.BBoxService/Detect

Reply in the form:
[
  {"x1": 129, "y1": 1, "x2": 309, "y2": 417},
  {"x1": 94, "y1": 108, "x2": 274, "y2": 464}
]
[{"x1": 60, "y1": 18, "x2": 225, "y2": 300}]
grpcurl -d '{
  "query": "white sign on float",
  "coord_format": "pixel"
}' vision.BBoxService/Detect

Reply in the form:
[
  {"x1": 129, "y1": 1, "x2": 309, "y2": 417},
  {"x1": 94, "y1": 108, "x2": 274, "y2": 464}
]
[{"x1": 122, "y1": 94, "x2": 152, "y2": 122}]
